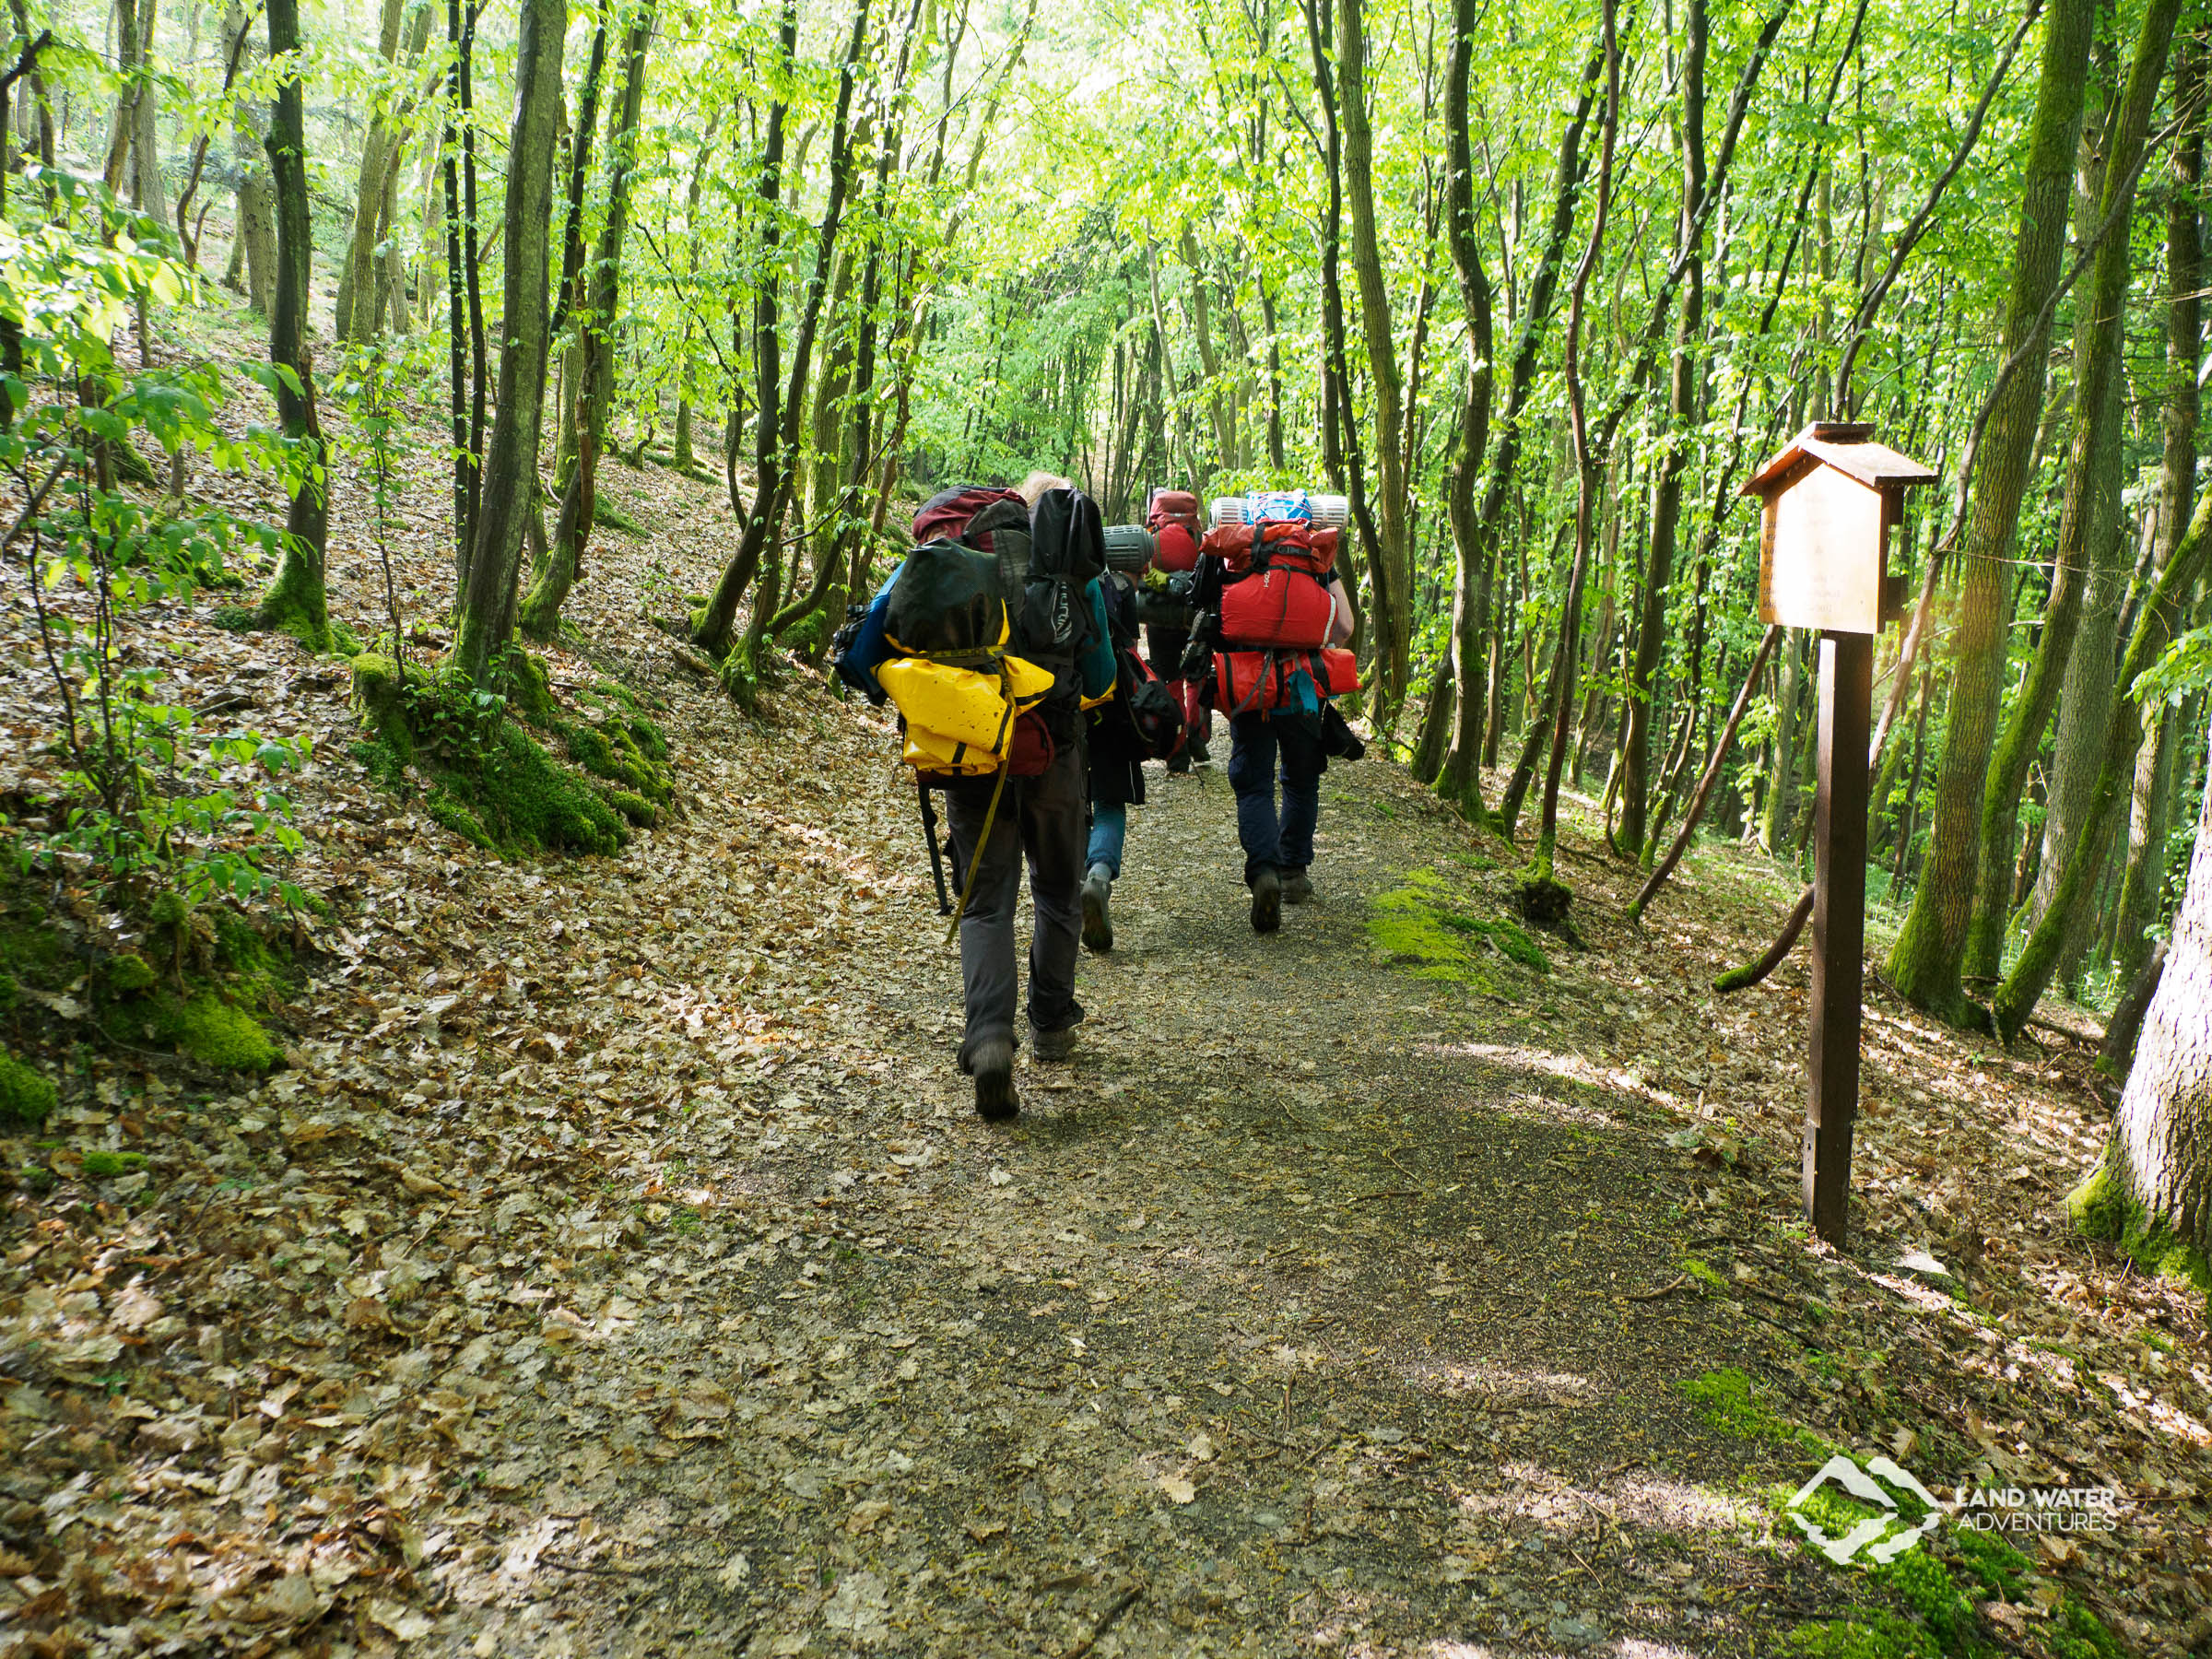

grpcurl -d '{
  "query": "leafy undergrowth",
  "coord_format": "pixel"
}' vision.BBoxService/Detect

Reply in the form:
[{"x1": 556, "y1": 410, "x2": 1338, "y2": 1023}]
[{"x1": 0, "y1": 279, "x2": 2205, "y2": 1659}]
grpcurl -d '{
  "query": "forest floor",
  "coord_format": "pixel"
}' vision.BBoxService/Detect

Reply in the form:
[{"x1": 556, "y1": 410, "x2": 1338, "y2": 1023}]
[{"x1": 3, "y1": 297, "x2": 2211, "y2": 1659}]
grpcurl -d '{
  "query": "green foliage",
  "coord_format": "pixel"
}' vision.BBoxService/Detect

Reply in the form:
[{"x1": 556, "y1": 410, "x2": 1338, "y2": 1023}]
[
  {"x1": 81, "y1": 1149, "x2": 148, "y2": 1178},
  {"x1": 0, "y1": 1045, "x2": 58, "y2": 1128},
  {"x1": 3, "y1": 182, "x2": 315, "y2": 931},
  {"x1": 2132, "y1": 621, "x2": 2212, "y2": 708},
  {"x1": 1679, "y1": 1256, "x2": 1726, "y2": 1290}
]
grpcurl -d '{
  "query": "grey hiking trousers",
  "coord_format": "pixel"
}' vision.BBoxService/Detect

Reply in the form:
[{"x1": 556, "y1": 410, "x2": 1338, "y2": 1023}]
[{"x1": 946, "y1": 735, "x2": 1086, "y2": 1069}]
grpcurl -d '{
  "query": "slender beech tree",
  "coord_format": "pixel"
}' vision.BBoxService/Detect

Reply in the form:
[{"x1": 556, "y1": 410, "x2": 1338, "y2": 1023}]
[
  {"x1": 249, "y1": 0, "x2": 329, "y2": 645},
  {"x1": 522, "y1": 0, "x2": 658, "y2": 639},
  {"x1": 1967, "y1": 0, "x2": 2182, "y2": 982},
  {"x1": 1886, "y1": 0, "x2": 2099, "y2": 1024},
  {"x1": 2112, "y1": 38, "x2": 2206, "y2": 984},
  {"x1": 453, "y1": 0, "x2": 564, "y2": 684}
]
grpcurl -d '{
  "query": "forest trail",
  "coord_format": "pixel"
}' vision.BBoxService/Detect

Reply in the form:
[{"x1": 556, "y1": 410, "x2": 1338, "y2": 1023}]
[{"x1": 445, "y1": 736, "x2": 1841, "y2": 1659}]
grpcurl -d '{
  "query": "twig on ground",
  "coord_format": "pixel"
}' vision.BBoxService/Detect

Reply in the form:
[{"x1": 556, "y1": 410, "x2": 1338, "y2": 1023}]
[
  {"x1": 1627, "y1": 1275, "x2": 1689, "y2": 1300},
  {"x1": 1065, "y1": 1583, "x2": 1147, "y2": 1659},
  {"x1": 1350, "y1": 1189, "x2": 1420, "y2": 1204}
]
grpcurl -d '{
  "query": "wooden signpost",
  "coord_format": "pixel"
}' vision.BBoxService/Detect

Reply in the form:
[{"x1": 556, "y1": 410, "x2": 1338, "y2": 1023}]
[{"x1": 1743, "y1": 423, "x2": 1936, "y2": 1245}]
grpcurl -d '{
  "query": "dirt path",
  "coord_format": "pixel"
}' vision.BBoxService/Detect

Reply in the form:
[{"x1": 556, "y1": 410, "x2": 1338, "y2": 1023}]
[{"x1": 423, "y1": 720, "x2": 1852, "y2": 1659}]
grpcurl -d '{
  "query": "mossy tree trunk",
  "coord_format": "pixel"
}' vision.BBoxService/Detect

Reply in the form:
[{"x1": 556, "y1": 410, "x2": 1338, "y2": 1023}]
[
  {"x1": 453, "y1": 0, "x2": 564, "y2": 685},
  {"x1": 1993, "y1": 486, "x2": 2212, "y2": 1039},
  {"x1": 1617, "y1": 0, "x2": 1707, "y2": 860},
  {"x1": 1431, "y1": 38, "x2": 1599, "y2": 820},
  {"x1": 521, "y1": 0, "x2": 656, "y2": 642},
  {"x1": 223, "y1": 0, "x2": 274, "y2": 312},
  {"x1": 332, "y1": 0, "x2": 406, "y2": 345},
  {"x1": 2112, "y1": 35, "x2": 2205, "y2": 986},
  {"x1": 1338, "y1": 0, "x2": 1411, "y2": 724},
  {"x1": 1884, "y1": 0, "x2": 2098, "y2": 1024},
  {"x1": 250, "y1": 0, "x2": 330, "y2": 649},
  {"x1": 1965, "y1": 0, "x2": 2179, "y2": 983},
  {"x1": 2072, "y1": 711, "x2": 2212, "y2": 1288}
]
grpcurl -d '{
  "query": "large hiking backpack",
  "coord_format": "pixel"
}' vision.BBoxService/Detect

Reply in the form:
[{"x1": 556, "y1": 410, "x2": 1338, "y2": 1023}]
[
  {"x1": 1219, "y1": 565, "x2": 1335, "y2": 649},
  {"x1": 913, "y1": 485, "x2": 1031, "y2": 596},
  {"x1": 1147, "y1": 488, "x2": 1203, "y2": 574},
  {"x1": 883, "y1": 537, "x2": 1016, "y2": 658},
  {"x1": 1016, "y1": 487, "x2": 1110, "y2": 710}
]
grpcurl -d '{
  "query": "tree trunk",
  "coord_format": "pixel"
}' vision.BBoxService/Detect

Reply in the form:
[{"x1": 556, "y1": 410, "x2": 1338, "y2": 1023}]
[
  {"x1": 250, "y1": 0, "x2": 329, "y2": 647},
  {"x1": 221, "y1": 0, "x2": 274, "y2": 312},
  {"x1": 452, "y1": 0, "x2": 564, "y2": 684},
  {"x1": 1530, "y1": 0, "x2": 1619, "y2": 891},
  {"x1": 2071, "y1": 712, "x2": 2212, "y2": 1282},
  {"x1": 104, "y1": 0, "x2": 140, "y2": 195},
  {"x1": 1763, "y1": 630, "x2": 1805, "y2": 852},
  {"x1": 521, "y1": 0, "x2": 655, "y2": 641},
  {"x1": 1619, "y1": 0, "x2": 1708, "y2": 857},
  {"x1": 1885, "y1": 0, "x2": 2099, "y2": 1024},
  {"x1": 1433, "y1": 36, "x2": 1601, "y2": 817},
  {"x1": 1337, "y1": 0, "x2": 1411, "y2": 723},
  {"x1": 1967, "y1": 0, "x2": 2180, "y2": 981},
  {"x1": 2113, "y1": 38, "x2": 2205, "y2": 985},
  {"x1": 1993, "y1": 487, "x2": 2212, "y2": 1038},
  {"x1": 333, "y1": 0, "x2": 407, "y2": 344},
  {"x1": 131, "y1": 0, "x2": 165, "y2": 223},
  {"x1": 692, "y1": 0, "x2": 871, "y2": 679}
]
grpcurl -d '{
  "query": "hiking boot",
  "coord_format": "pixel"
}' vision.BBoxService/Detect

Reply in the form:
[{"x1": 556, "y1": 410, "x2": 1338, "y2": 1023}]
[
  {"x1": 1251, "y1": 866, "x2": 1282, "y2": 935},
  {"x1": 1283, "y1": 869, "x2": 1313, "y2": 905},
  {"x1": 971, "y1": 1039, "x2": 1018, "y2": 1123},
  {"x1": 1031, "y1": 1017, "x2": 1082, "y2": 1064},
  {"x1": 1080, "y1": 863, "x2": 1114, "y2": 952}
]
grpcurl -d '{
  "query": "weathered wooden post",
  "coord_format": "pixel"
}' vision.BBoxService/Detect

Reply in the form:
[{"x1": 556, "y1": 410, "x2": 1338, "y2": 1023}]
[{"x1": 1742, "y1": 424, "x2": 1936, "y2": 1245}]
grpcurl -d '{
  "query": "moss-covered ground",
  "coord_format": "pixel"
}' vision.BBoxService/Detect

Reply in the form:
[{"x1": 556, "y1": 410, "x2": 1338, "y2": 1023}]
[{"x1": 348, "y1": 647, "x2": 674, "y2": 857}]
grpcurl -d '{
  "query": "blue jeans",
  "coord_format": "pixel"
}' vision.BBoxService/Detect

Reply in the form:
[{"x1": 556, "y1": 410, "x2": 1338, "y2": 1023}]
[
  {"x1": 1228, "y1": 712, "x2": 1324, "y2": 885},
  {"x1": 1087, "y1": 803, "x2": 1126, "y2": 878}
]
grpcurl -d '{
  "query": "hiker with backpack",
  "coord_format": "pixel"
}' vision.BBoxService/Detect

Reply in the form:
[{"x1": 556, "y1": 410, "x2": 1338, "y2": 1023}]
[
  {"x1": 833, "y1": 471, "x2": 1112, "y2": 1121},
  {"x1": 1079, "y1": 567, "x2": 1187, "y2": 951},
  {"x1": 1142, "y1": 488, "x2": 1209, "y2": 772},
  {"x1": 1185, "y1": 503, "x2": 1359, "y2": 934}
]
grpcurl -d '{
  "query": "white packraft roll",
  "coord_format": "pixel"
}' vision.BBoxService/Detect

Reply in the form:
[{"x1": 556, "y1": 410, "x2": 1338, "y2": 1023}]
[{"x1": 1208, "y1": 490, "x2": 1352, "y2": 530}]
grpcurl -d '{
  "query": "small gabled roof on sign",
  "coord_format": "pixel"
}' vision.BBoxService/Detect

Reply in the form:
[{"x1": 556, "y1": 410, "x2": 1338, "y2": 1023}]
[{"x1": 1741, "y1": 421, "x2": 1939, "y2": 497}]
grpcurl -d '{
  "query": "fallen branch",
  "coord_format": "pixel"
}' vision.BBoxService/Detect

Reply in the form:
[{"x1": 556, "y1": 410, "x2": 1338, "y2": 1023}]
[
  {"x1": 1626, "y1": 1275, "x2": 1689, "y2": 1300},
  {"x1": 1066, "y1": 1584, "x2": 1147, "y2": 1659},
  {"x1": 1349, "y1": 1188, "x2": 1421, "y2": 1204}
]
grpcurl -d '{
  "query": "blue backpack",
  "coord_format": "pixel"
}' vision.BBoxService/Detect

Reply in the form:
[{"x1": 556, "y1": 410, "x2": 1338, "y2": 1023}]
[{"x1": 829, "y1": 565, "x2": 901, "y2": 703}]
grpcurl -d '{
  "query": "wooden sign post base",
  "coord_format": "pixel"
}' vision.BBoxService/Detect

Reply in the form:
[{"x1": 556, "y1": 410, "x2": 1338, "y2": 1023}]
[{"x1": 1806, "y1": 630, "x2": 1872, "y2": 1244}]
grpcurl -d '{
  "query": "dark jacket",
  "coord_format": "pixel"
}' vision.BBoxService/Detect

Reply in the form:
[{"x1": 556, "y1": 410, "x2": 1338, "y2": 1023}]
[{"x1": 1088, "y1": 573, "x2": 1148, "y2": 808}]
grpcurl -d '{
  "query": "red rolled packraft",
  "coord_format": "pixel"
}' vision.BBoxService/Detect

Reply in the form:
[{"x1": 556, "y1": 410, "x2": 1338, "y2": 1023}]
[
  {"x1": 1219, "y1": 564, "x2": 1335, "y2": 648},
  {"x1": 1215, "y1": 648, "x2": 1360, "y2": 714},
  {"x1": 1154, "y1": 520, "x2": 1201, "y2": 572}
]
